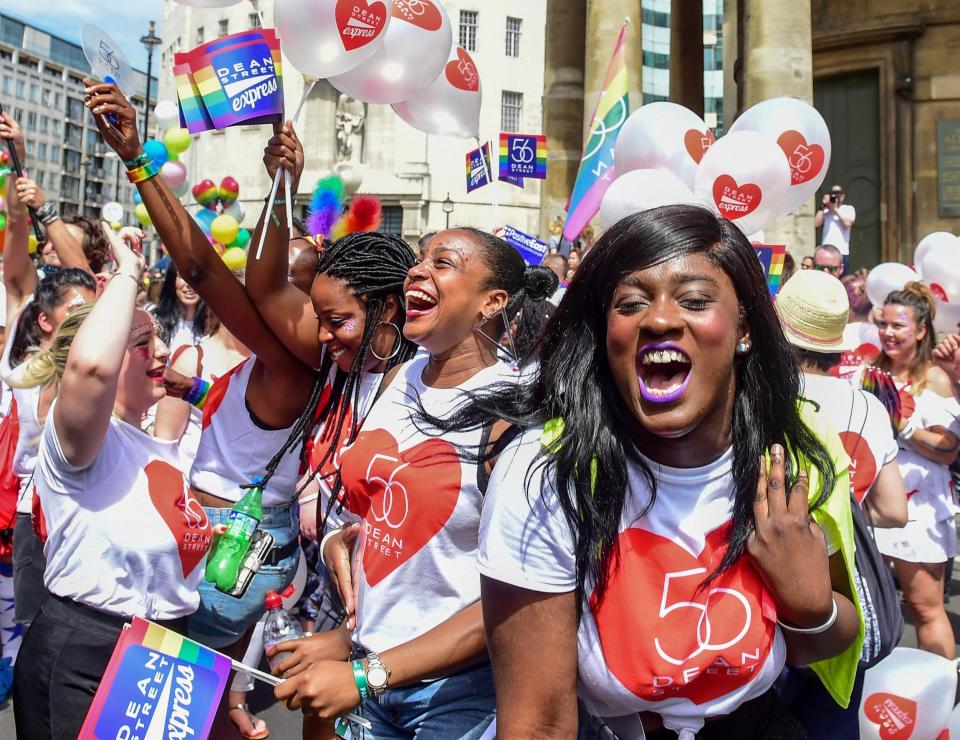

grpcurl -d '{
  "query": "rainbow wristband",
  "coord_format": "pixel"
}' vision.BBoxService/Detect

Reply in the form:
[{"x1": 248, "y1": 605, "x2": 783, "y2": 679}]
[
  {"x1": 351, "y1": 660, "x2": 369, "y2": 703},
  {"x1": 184, "y1": 376, "x2": 211, "y2": 409},
  {"x1": 127, "y1": 162, "x2": 158, "y2": 184}
]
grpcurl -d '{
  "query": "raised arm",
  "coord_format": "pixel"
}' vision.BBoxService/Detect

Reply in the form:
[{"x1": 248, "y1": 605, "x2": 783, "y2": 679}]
[
  {"x1": 54, "y1": 226, "x2": 143, "y2": 468},
  {"x1": 14, "y1": 177, "x2": 92, "y2": 274},
  {"x1": 0, "y1": 114, "x2": 37, "y2": 310},
  {"x1": 245, "y1": 123, "x2": 324, "y2": 368},
  {"x1": 85, "y1": 83, "x2": 290, "y2": 364},
  {"x1": 153, "y1": 345, "x2": 200, "y2": 442}
]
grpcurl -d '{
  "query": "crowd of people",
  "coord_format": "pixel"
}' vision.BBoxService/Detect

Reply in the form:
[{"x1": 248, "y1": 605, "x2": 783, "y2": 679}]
[{"x1": 0, "y1": 80, "x2": 956, "y2": 740}]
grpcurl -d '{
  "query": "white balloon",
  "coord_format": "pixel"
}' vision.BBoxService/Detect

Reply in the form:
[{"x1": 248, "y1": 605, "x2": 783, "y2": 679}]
[
  {"x1": 613, "y1": 102, "x2": 715, "y2": 189},
  {"x1": 729, "y1": 97, "x2": 832, "y2": 217},
  {"x1": 859, "y1": 647, "x2": 957, "y2": 740},
  {"x1": 865, "y1": 262, "x2": 920, "y2": 307},
  {"x1": 920, "y1": 241, "x2": 960, "y2": 303},
  {"x1": 392, "y1": 43, "x2": 481, "y2": 138},
  {"x1": 101, "y1": 201, "x2": 124, "y2": 223},
  {"x1": 173, "y1": 0, "x2": 242, "y2": 6},
  {"x1": 693, "y1": 131, "x2": 792, "y2": 236},
  {"x1": 598, "y1": 169, "x2": 698, "y2": 231},
  {"x1": 934, "y1": 298, "x2": 960, "y2": 334},
  {"x1": 275, "y1": 0, "x2": 391, "y2": 79},
  {"x1": 224, "y1": 200, "x2": 246, "y2": 223},
  {"x1": 914, "y1": 231, "x2": 958, "y2": 278},
  {"x1": 154, "y1": 100, "x2": 180, "y2": 133},
  {"x1": 330, "y1": 0, "x2": 452, "y2": 105},
  {"x1": 747, "y1": 230, "x2": 765, "y2": 244}
]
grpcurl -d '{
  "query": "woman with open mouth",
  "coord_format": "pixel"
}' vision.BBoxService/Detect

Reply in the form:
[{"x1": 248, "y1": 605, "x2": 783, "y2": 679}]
[
  {"x1": 274, "y1": 227, "x2": 555, "y2": 737},
  {"x1": 871, "y1": 283, "x2": 960, "y2": 659},
  {"x1": 443, "y1": 205, "x2": 862, "y2": 738}
]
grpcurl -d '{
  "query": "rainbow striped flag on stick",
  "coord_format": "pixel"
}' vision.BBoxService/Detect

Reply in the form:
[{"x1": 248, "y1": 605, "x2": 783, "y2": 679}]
[{"x1": 562, "y1": 21, "x2": 630, "y2": 241}]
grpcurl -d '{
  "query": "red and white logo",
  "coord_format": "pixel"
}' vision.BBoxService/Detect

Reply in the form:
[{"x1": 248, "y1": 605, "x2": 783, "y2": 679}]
[
  {"x1": 145, "y1": 459, "x2": 211, "y2": 577},
  {"x1": 777, "y1": 130, "x2": 825, "y2": 186},
  {"x1": 839, "y1": 430, "x2": 878, "y2": 504},
  {"x1": 445, "y1": 47, "x2": 479, "y2": 92},
  {"x1": 336, "y1": 0, "x2": 389, "y2": 52},
  {"x1": 712, "y1": 175, "x2": 762, "y2": 220},
  {"x1": 863, "y1": 692, "x2": 917, "y2": 739},
  {"x1": 391, "y1": 0, "x2": 443, "y2": 31},
  {"x1": 590, "y1": 522, "x2": 775, "y2": 705},
  {"x1": 684, "y1": 128, "x2": 716, "y2": 164}
]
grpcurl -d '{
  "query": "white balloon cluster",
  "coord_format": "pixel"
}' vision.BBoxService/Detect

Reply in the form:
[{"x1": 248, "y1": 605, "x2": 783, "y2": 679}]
[{"x1": 601, "y1": 97, "x2": 833, "y2": 237}]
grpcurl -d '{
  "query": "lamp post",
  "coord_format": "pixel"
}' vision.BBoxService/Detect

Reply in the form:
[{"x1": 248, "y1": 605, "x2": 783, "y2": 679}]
[
  {"x1": 139, "y1": 21, "x2": 162, "y2": 141},
  {"x1": 442, "y1": 192, "x2": 454, "y2": 229}
]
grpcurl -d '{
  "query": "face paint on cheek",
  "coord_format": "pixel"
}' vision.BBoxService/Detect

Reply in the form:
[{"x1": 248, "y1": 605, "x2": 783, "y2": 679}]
[
  {"x1": 133, "y1": 345, "x2": 150, "y2": 360},
  {"x1": 341, "y1": 318, "x2": 359, "y2": 334}
]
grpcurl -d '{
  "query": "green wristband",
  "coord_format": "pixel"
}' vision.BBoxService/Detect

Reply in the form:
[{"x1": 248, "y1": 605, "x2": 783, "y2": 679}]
[
  {"x1": 351, "y1": 660, "x2": 369, "y2": 703},
  {"x1": 124, "y1": 152, "x2": 151, "y2": 170}
]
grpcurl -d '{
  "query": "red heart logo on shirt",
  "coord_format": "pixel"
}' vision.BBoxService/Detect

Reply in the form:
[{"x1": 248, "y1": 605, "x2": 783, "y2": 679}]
[
  {"x1": 308, "y1": 385, "x2": 369, "y2": 518},
  {"x1": 839, "y1": 431, "x2": 878, "y2": 504},
  {"x1": 340, "y1": 428, "x2": 462, "y2": 586},
  {"x1": 777, "y1": 130, "x2": 825, "y2": 185},
  {"x1": 590, "y1": 522, "x2": 775, "y2": 705},
  {"x1": 445, "y1": 47, "x2": 480, "y2": 92},
  {"x1": 863, "y1": 692, "x2": 917, "y2": 739},
  {"x1": 391, "y1": 0, "x2": 443, "y2": 31},
  {"x1": 712, "y1": 175, "x2": 762, "y2": 220},
  {"x1": 684, "y1": 128, "x2": 715, "y2": 163},
  {"x1": 201, "y1": 361, "x2": 245, "y2": 430},
  {"x1": 145, "y1": 459, "x2": 212, "y2": 578},
  {"x1": 898, "y1": 387, "x2": 917, "y2": 422},
  {"x1": 335, "y1": 0, "x2": 389, "y2": 52}
]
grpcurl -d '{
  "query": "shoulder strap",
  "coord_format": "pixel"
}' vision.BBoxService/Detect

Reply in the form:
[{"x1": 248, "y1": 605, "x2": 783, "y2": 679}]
[{"x1": 477, "y1": 422, "x2": 521, "y2": 496}]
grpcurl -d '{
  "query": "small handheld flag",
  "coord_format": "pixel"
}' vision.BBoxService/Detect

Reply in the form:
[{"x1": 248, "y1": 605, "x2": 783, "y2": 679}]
[{"x1": 753, "y1": 244, "x2": 786, "y2": 297}]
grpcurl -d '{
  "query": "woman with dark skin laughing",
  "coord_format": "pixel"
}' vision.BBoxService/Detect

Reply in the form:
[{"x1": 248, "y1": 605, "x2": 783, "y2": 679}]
[{"x1": 439, "y1": 205, "x2": 862, "y2": 738}]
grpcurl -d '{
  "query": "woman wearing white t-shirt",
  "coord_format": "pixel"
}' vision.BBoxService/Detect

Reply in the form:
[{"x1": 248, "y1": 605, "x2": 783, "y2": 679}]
[
  {"x1": 462, "y1": 206, "x2": 861, "y2": 738},
  {"x1": 11, "y1": 225, "x2": 213, "y2": 739},
  {"x1": 870, "y1": 283, "x2": 960, "y2": 659}
]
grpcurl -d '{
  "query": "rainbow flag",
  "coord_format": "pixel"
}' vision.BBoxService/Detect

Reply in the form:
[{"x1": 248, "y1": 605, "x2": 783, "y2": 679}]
[
  {"x1": 79, "y1": 617, "x2": 232, "y2": 740},
  {"x1": 563, "y1": 23, "x2": 630, "y2": 241},
  {"x1": 754, "y1": 244, "x2": 787, "y2": 296},
  {"x1": 499, "y1": 133, "x2": 547, "y2": 180},
  {"x1": 174, "y1": 62, "x2": 213, "y2": 133}
]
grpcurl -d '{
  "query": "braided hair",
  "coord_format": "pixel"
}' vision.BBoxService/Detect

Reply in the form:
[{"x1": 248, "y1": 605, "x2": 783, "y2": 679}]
[{"x1": 274, "y1": 232, "x2": 418, "y2": 530}]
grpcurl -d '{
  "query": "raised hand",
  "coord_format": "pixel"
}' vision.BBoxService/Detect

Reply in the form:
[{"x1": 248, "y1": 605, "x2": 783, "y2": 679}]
[
  {"x1": 0, "y1": 112, "x2": 25, "y2": 164},
  {"x1": 262, "y1": 121, "x2": 304, "y2": 194},
  {"x1": 101, "y1": 221, "x2": 144, "y2": 279},
  {"x1": 83, "y1": 81, "x2": 141, "y2": 162},
  {"x1": 14, "y1": 177, "x2": 46, "y2": 210},
  {"x1": 933, "y1": 333, "x2": 960, "y2": 386}
]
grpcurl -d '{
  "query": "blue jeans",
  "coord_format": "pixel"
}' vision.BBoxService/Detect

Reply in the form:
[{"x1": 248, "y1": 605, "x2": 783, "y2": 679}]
[
  {"x1": 187, "y1": 503, "x2": 299, "y2": 649},
  {"x1": 347, "y1": 663, "x2": 496, "y2": 739}
]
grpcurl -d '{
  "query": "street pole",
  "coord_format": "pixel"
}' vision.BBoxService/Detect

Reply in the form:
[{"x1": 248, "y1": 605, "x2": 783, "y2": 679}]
[{"x1": 140, "y1": 21, "x2": 162, "y2": 141}]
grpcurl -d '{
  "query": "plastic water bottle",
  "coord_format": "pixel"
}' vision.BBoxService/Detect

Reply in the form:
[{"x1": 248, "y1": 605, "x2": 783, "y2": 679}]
[
  {"x1": 204, "y1": 478, "x2": 264, "y2": 591},
  {"x1": 263, "y1": 586, "x2": 305, "y2": 671}
]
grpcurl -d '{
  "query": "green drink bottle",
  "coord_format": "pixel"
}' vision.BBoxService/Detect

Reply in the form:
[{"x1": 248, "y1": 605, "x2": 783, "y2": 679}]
[{"x1": 205, "y1": 477, "x2": 264, "y2": 591}]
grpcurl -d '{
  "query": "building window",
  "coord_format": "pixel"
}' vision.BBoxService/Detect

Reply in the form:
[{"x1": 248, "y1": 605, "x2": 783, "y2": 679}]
[
  {"x1": 505, "y1": 17, "x2": 521, "y2": 57},
  {"x1": 1, "y1": 76, "x2": 9, "y2": 95},
  {"x1": 27, "y1": 111, "x2": 36, "y2": 129},
  {"x1": 39, "y1": 114, "x2": 48, "y2": 133},
  {"x1": 38, "y1": 142, "x2": 47, "y2": 160},
  {"x1": 501, "y1": 91, "x2": 523, "y2": 132},
  {"x1": 50, "y1": 144, "x2": 60, "y2": 163},
  {"x1": 28, "y1": 82, "x2": 38, "y2": 102},
  {"x1": 51, "y1": 120, "x2": 61, "y2": 136},
  {"x1": 196, "y1": 26, "x2": 204, "y2": 45},
  {"x1": 15, "y1": 79, "x2": 24, "y2": 98},
  {"x1": 54, "y1": 91, "x2": 63, "y2": 107},
  {"x1": 249, "y1": 13, "x2": 261, "y2": 29},
  {"x1": 459, "y1": 10, "x2": 477, "y2": 51},
  {"x1": 218, "y1": 19, "x2": 229, "y2": 37},
  {"x1": 36, "y1": 170, "x2": 44, "y2": 187},
  {"x1": 12, "y1": 108, "x2": 22, "y2": 124},
  {"x1": 381, "y1": 206, "x2": 403, "y2": 236}
]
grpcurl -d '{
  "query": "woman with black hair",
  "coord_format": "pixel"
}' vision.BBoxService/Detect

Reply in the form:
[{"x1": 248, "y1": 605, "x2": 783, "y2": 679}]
[
  {"x1": 150, "y1": 263, "x2": 212, "y2": 351},
  {"x1": 271, "y1": 216, "x2": 555, "y2": 736},
  {"x1": 871, "y1": 283, "x2": 960, "y2": 658},
  {"x1": 443, "y1": 205, "x2": 863, "y2": 738}
]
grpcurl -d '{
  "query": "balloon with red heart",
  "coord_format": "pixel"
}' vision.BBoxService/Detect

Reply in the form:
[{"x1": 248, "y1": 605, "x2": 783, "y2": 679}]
[
  {"x1": 218, "y1": 176, "x2": 240, "y2": 209},
  {"x1": 392, "y1": 43, "x2": 481, "y2": 138},
  {"x1": 693, "y1": 130, "x2": 792, "y2": 236},
  {"x1": 275, "y1": 0, "x2": 391, "y2": 79},
  {"x1": 913, "y1": 231, "x2": 957, "y2": 278},
  {"x1": 728, "y1": 97, "x2": 832, "y2": 218},
  {"x1": 918, "y1": 240, "x2": 960, "y2": 304},
  {"x1": 858, "y1": 647, "x2": 956, "y2": 739},
  {"x1": 613, "y1": 102, "x2": 715, "y2": 189},
  {"x1": 330, "y1": 0, "x2": 453, "y2": 105}
]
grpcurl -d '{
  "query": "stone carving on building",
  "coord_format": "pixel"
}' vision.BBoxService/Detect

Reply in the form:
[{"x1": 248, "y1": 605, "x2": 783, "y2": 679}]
[{"x1": 335, "y1": 93, "x2": 366, "y2": 163}]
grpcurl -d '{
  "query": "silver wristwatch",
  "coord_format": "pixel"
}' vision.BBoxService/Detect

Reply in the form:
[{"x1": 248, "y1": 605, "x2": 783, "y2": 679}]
[
  {"x1": 365, "y1": 652, "x2": 391, "y2": 697},
  {"x1": 35, "y1": 201, "x2": 59, "y2": 226}
]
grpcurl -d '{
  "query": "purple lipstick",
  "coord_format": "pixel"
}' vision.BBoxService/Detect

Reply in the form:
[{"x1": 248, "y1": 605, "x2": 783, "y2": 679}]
[{"x1": 637, "y1": 342, "x2": 692, "y2": 405}]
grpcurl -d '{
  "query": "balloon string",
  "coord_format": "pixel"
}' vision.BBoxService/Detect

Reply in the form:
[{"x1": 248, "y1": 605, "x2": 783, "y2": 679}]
[
  {"x1": 255, "y1": 77, "x2": 317, "y2": 260},
  {"x1": 476, "y1": 136, "x2": 500, "y2": 232}
]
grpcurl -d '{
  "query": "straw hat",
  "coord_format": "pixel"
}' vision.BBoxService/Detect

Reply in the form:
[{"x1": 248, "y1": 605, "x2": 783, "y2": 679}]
[{"x1": 775, "y1": 269, "x2": 856, "y2": 353}]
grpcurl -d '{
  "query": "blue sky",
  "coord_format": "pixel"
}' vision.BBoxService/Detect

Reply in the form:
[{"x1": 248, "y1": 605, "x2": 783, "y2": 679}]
[{"x1": 5, "y1": 0, "x2": 165, "y2": 72}]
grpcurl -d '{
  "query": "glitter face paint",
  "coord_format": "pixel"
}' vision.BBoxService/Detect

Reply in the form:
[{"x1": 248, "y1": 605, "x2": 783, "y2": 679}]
[{"x1": 341, "y1": 317, "x2": 359, "y2": 334}]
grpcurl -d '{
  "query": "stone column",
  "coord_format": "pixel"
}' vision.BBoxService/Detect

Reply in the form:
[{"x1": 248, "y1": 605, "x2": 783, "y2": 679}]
[
  {"x1": 741, "y1": 0, "x2": 815, "y2": 255},
  {"x1": 670, "y1": 0, "x2": 704, "y2": 116},
  {"x1": 539, "y1": 0, "x2": 587, "y2": 239}
]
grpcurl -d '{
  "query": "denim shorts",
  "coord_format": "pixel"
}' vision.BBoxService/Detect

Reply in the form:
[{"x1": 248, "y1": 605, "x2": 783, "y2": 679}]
[
  {"x1": 346, "y1": 662, "x2": 496, "y2": 739},
  {"x1": 187, "y1": 503, "x2": 300, "y2": 649}
]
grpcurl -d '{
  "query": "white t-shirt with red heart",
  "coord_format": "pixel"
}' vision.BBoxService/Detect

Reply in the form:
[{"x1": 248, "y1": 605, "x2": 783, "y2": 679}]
[
  {"x1": 37, "y1": 401, "x2": 212, "y2": 620},
  {"x1": 336, "y1": 355, "x2": 516, "y2": 654},
  {"x1": 479, "y1": 431, "x2": 841, "y2": 736},
  {"x1": 801, "y1": 373, "x2": 898, "y2": 504}
]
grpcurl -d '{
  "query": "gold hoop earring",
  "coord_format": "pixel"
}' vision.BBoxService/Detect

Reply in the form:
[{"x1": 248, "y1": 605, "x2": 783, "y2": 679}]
[{"x1": 370, "y1": 321, "x2": 402, "y2": 361}]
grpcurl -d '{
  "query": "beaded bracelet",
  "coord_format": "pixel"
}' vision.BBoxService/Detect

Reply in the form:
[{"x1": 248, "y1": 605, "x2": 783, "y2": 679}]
[
  {"x1": 184, "y1": 376, "x2": 211, "y2": 409},
  {"x1": 351, "y1": 660, "x2": 369, "y2": 703},
  {"x1": 124, "y1": 152, "x2": 151, "y2": 170},
  {"x1": 127, "y1": 162, "x2": 159, "y2": 184}
]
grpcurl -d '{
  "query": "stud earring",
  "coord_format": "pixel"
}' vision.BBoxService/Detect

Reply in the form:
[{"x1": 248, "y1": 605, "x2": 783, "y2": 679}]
[{"x1": 736, "y1": 340, "x2": 752, "y2": 354}]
